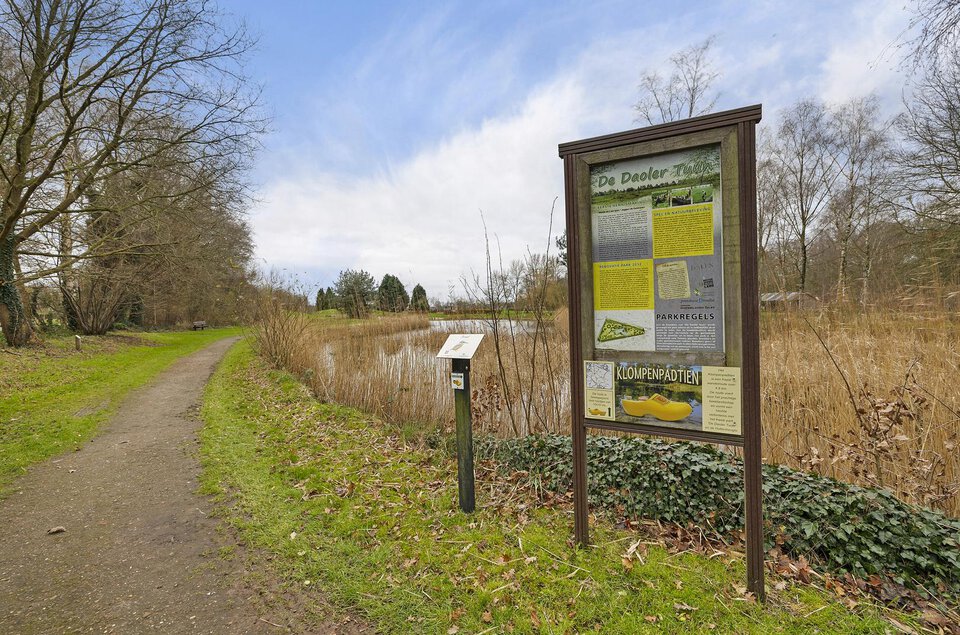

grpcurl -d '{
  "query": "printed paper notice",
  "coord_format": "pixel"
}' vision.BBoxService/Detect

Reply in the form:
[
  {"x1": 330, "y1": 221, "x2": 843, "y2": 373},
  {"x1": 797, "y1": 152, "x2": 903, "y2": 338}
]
[
  {"x1": 701, "y1": 366, "x2": 741, "y2": 435},
  {"x1": 593, "y1": 260, "x2": 653, "y2": 311},
  {"x1": 596, "y1": 209, "x2": 652, "y2": 261},
  {"x1": 615, "y1": 362, "x2": 702, "y2": 431},
  {"x1": 590, "y1": 144, "x2": 725, "y2": 353},
  {"x1": 584, "y1": 361, "x2": 615, "y2": 421},
  {"x1": 652, "y1": 204, "x2": 714, "y2": 259},
  {"x1": 656, "y1": 260, "x2": 691, "y2": 300}
]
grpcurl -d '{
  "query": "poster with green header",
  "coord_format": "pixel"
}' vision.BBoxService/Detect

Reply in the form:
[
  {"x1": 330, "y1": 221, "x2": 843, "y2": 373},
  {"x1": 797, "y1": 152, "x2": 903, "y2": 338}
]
[{"x1": 590, "y1": 144, "x2": 724, "y2": 353}]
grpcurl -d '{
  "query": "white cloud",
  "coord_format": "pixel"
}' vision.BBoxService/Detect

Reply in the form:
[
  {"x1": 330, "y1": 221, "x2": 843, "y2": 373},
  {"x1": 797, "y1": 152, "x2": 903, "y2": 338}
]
[
  {"x1": 251, "y1": 26, "x2": 658, "y2": 296},
  {"x1": 818, "y1": 1, "x2": 910, "y2": 107},
  {"x1": 253, "y1": 75, "x2": 591, "y2": 296},
  {"x1": 249, "y1": 2, "x2": 915, "y2": 297}
]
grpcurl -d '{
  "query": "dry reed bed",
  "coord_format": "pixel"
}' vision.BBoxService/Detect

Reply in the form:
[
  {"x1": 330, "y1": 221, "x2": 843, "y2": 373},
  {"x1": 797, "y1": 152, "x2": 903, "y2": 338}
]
[
  {"x1": 264, "y1": 313, "x2": 569, "y2": 437},
  {"x1": 760, "y1": 310, "x2": 959, "y2": 514},
  {"x1": 258, "y1": 309, "x2": 959, "y2": 516}
]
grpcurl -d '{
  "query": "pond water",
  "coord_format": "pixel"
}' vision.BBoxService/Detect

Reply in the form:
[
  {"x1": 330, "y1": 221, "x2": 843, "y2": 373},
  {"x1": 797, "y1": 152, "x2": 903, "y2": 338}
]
[
  {"x1": 308, "y1": 317, "x2": 570, "y2": 436},
  {"x1": 429, "y1": 319, "x2": 542, "y2": 334}
]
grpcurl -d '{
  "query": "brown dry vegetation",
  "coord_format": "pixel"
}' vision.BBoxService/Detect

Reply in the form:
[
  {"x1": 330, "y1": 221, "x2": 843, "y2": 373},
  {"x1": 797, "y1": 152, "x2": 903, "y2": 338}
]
[
  {"x1": 761, "y1": 309, "x2": 959, "y2": 513},
  {"x1": 255, "y1": 301, "x2": 960, "y2": 516},
  {"x1": 256, "y1": 309, "x2": 569, "y2": 438}
]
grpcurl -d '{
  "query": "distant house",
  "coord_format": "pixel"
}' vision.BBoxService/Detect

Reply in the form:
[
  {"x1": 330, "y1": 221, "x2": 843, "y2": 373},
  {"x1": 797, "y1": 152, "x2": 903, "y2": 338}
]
[{"x1": 760, "y1": 291, "x2": 819, "y2": 311}]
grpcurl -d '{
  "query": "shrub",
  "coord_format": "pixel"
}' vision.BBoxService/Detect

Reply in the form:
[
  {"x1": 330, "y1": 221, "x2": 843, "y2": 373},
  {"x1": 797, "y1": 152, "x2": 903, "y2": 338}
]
[{"x1": 494, "y1": 434, "x2": 960, "y2": 597}]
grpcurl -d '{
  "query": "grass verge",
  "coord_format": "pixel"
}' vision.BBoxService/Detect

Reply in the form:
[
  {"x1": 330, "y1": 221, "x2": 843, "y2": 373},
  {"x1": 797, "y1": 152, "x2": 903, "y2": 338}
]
[
  {"x1": 0, "y1": 327, "x2": 241, "y2": 490},
  {"x1": 200, "y1": 340, "x2": 908, "y2": 634}
]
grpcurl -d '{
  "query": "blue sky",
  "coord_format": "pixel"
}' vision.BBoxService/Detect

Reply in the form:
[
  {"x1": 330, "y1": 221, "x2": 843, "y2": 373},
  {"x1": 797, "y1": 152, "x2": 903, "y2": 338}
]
[{"x1": 232, "y1": 0, "x2": 914, "y2": 299}]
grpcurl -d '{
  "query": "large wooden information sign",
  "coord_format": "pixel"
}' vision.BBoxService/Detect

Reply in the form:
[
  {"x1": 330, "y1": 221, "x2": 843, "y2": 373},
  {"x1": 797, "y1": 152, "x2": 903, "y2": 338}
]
[{"x1": 558, "y1": 105, "x2": 764, "y2": 597}]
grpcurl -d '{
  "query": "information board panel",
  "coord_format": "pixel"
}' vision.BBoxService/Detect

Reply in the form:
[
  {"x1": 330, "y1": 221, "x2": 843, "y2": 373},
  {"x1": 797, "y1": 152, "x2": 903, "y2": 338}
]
[
  {"x1": 591, "y1": 144, "x2": 724, "y2": 355},
  {"x1": 589, "y1": 361, "x2": 740, "y2": 435},
  {"x1": 436, "y1": 334, "x2": 484, "y2": 359},
  {"x1": 559, "y1": 105, "x2": 764, "y2": 598}
]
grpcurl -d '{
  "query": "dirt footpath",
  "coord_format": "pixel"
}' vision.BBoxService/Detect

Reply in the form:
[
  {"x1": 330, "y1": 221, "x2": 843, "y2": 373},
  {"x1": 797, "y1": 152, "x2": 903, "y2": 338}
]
[{"x1": 0, "y1": 337, "x2": 358, "y2": 634}]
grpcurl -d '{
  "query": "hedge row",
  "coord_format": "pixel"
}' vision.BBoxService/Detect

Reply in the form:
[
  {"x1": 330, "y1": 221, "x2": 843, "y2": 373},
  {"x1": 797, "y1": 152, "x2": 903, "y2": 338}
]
[{"x1": 489, "y1": 434, "x2": 960, "y2": 597}]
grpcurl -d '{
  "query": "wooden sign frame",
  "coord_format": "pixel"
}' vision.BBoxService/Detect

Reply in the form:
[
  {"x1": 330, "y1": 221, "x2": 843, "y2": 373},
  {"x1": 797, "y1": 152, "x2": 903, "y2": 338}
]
[{"x1": 558, "y1": 105, "x2": 764, "y2": 598}]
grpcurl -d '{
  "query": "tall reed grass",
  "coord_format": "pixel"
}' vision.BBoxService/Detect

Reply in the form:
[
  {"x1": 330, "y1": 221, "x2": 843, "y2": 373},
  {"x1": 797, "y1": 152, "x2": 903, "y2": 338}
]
[
  {"x1": 760, "y1": 309, "x2": 959, "y2": 512},
  {"x1": 256, "y1": 310, "x2": 569, "y2": 437},
  {"x1": 255, "y1": 302, "x2": 960, "y2": 516}
]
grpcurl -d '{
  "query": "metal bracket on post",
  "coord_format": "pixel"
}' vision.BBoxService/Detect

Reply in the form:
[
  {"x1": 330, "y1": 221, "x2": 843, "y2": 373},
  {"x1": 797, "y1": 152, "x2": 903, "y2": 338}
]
[{"x1": 452, "y1": 357, "x2": 475, "y2": 513}]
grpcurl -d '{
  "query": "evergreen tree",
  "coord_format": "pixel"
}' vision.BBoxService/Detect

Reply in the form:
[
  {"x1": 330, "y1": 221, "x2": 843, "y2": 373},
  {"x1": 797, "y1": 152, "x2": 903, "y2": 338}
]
[
  {"x1": 128, "y1": 295, "x2": 145, "y2": 326},
  {"x1": 334, "y1": 269, "x2": 376, "y2": 318},
  {"x1": 410, "y1": 284, "x2": 429, "y2": 312},
  {"x1": 377, "y1": 274, "x2": 409, "y2": 312},
  {"x1": 316, "y1": 288, "x2": 324, "y2": 311},
  {"x1": 556, "y1": 232, "x2": 567, "y2": 274}
]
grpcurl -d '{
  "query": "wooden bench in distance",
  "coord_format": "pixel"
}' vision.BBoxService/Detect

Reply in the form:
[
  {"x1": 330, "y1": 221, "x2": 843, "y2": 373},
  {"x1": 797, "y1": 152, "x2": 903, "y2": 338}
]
[{"x1": 192, "y1": 321, "x2": 207, "y2": 331}]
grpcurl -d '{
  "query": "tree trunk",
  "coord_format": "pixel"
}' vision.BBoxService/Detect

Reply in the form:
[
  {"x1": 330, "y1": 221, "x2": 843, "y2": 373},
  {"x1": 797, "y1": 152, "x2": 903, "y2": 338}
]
[
  {"x1": 861, "y1": 231, "x2": 873, "y2": 309},
  {"x1": 799, "y1": 234, "x2": 809, "y2": 293},
  {"x1": 837, "y1": 231, "x2": 849, "y2": 302},
  {"x1": 12, "y1": 246, "x2": 34, "y2": 329},
  {"x1": 0, "y1": 234, "x2": 30, "y2": 346}
]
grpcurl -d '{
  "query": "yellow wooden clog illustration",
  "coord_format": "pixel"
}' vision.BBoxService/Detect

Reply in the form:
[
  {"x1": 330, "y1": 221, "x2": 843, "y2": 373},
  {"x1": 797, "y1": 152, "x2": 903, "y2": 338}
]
[{"x1": 621, "y1": 394, "x2": 692, "y2": 422}]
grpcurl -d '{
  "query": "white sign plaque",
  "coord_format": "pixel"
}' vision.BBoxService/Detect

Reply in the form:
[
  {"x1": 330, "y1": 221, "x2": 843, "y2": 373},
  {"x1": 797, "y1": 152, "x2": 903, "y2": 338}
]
[{"x1": 436, "y1": 334, "x2": 484, "y2": 359}]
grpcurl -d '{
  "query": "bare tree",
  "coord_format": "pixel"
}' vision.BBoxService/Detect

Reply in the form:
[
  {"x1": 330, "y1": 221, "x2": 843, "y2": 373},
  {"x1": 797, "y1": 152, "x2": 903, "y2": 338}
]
[
  {"x1": 905, "y1": 0, "x2": 960, "y2": 68},
  {"x1": 634, "y1": 37, "x2": 720, "y2": 125},
  {"x1": 757, "y1": 129, "x2": 788, "y2": 290},
  {"x1": 898, "y1": 46, "x2": 960, "y2": 227},
  {"x1": 768, "y1": 99, "x2": 838, "y2": 292},
  {"x1": 0, "y1": 0, "x2": 264, "y2": 345},
  {"x1": 826, "y1": 95, "x2": 895, "y2": 302},
  {"x1": 460, "y1": 204, "x2": 564, "y2": 436}
]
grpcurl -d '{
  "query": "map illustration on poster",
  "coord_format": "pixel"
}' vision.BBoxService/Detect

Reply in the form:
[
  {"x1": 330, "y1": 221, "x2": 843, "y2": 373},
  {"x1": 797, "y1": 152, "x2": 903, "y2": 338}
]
[{"x1": 590, "y1": 144, "x2": 724, "y2": 353}]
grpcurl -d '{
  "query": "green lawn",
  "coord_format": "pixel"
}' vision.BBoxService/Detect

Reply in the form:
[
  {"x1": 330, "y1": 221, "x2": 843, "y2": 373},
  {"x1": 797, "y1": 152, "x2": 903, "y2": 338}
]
[
  {"x1": 0, "y1": 328, "x2": 241, "y2": 491},
  {"x1": 200, "y1": 341, "x2": 906, "y2": 634}
]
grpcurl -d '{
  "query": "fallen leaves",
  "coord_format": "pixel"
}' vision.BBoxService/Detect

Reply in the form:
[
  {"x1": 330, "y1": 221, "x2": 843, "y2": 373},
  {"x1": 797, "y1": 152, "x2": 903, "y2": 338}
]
[
  {"x1": 334, "y1": 481, "x2": 355, "y2": 497},
  {"x1": 770, "y1": 548, "x2": 814, "y2": 584},
  {"x1": 620, "y1": 539, "x2": 647, "y2": 571},
  {"x1": 673, "y1": 601, "x2": 699, "y2": 622}
]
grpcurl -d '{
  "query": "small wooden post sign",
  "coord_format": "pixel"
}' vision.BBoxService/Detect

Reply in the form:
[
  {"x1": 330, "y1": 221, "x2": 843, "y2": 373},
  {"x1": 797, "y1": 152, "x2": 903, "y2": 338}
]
[
  {"x1": 558, "y1": 106, "x2": 765, "y2": 599},
  {"x1": 437, "y1": 334, "x2": 484, "y2": 513}
]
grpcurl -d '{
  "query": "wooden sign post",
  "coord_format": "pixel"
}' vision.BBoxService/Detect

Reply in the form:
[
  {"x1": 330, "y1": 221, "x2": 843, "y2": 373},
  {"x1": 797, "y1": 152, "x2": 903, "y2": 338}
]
[
  {"x1": 437, "y1": 334, "x2": 484, "y2": 513},
  {"x1": 558, "y1": 106, "x2": 765, "y2": 599},
  {"x1": 452, "y1": 357, "x2": 475, "y2": 513}
]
